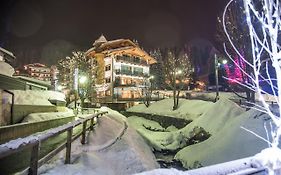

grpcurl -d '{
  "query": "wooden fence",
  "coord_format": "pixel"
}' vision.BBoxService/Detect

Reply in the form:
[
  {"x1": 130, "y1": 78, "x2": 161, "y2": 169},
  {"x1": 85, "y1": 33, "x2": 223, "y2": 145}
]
[{"x1": 0, "y1": 111, "x2": 107, "y2": 175}]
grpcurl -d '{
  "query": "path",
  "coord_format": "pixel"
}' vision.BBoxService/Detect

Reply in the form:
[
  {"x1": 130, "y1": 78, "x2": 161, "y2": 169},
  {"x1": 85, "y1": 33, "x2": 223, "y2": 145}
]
[{"x1": 39, "y1": 113, "x2": 159, "y2": 175}]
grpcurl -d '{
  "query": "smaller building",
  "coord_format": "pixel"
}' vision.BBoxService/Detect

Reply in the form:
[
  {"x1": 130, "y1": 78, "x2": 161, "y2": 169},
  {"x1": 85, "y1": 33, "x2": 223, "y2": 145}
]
[{"x1": 15, "y1": 63, "x2": 58, "y2": 84}]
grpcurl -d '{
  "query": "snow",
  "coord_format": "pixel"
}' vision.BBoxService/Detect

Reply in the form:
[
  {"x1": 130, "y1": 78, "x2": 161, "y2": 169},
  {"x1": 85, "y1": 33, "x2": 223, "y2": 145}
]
[
  {"x1": 21, "y1": 109, "x2": 74, "y2": 123},
  {"x1": 127, "y1": 98, "x2": 213, "y2": 120},
  {"x1": 187, "y1": 91, "x2": 242, "y2": 101},
  {"x1": 135, "y1": 157, "x2": 254, "y2": 175},
  {"x1": 127, "y1": 98, "x2": 270, "y2": 169},
  {"x1": 0, "y1": 61, "x2": 14, "y2": 76},
  {"x1": 39, "y1": 107, "x2": 159, "y2": 175},
  {"x1": 175, "y1": 109, "x2": 268, "y2": 168},
  {"x1": 128, "y1": 116, "x2": 166, "y2": 132},
  {"x1": 135, "y1": 168, "x2": 189, "y2": 175},
  {"x1": 9, "y1": 90, "x2": 66, "y2": 106}
]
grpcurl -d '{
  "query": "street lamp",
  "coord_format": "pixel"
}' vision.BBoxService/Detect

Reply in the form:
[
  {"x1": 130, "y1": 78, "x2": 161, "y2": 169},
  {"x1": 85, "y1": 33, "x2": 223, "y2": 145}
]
[
  {"x1": 215, "y1": 54, "x2": 228, "y2": 102},
  {"x1": 79, "y1": 76, "x2": 87, "y2": 84},
  {"x1": 176, "y1": 70, "x2": 183, "y2": 75},
  {"x1": 75, "y1": 75, "x2": 88, "y2": 111}
]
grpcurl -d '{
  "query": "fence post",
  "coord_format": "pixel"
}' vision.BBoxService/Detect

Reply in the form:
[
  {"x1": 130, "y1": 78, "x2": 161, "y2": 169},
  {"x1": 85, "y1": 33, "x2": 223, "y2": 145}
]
[
  {"x1": 29, "y1": 141, "x2": 40, "y2": 175},
  {"x1": 90, "y1": 117, "x2": 94, "y2": 130},
  {"x1": 65, "y1": 127, "x2": 73, "y2": 164},
  {"x1": 81, "y1": 121, "x2": 87, "y2": 144}
]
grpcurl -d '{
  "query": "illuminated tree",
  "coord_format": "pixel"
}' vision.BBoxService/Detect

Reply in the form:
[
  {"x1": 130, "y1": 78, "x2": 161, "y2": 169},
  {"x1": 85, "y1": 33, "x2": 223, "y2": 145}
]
[
  {"x1": 57, "y1": 51, "x2": 95, "y2": 107},
  {"x1": 156, "y1": 48, "x2": 193, "y2": 110},
  {"x1": 217, "y1": 0, "x2": 256, "y2": 102},
  {"x1": 224, "y1": 0, "x2": 281, "y2": 173}
]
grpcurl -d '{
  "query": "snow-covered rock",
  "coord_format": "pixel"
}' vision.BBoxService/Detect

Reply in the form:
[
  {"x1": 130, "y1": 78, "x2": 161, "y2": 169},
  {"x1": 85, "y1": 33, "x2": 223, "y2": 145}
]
[
  {"x1": 128, "y1": 98, "x2": 270, "y2": 169},
  {"x1": 175, "y1": 109, "x2": 269, "y2": 168},
  {"x1": 128, "y1": 98, "x2": 213, "y2": 120}
]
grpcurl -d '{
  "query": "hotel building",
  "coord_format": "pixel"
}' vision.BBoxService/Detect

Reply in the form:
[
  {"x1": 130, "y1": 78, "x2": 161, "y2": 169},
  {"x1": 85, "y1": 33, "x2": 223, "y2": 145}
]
[{"x1": 86, "y1": 35, "x2": 156, "y2": 103}]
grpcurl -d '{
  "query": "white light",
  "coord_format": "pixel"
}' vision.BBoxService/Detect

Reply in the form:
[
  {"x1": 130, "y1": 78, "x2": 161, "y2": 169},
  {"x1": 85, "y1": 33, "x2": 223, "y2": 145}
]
[
  {"x1": 79, "y1": 76, "x2": 87, "y2": 84},
  {"x1": 176, "y1": 70, "x2": 183, "y2": 75},
  {"x1": 222, "y1": 59, "x2": 228, "y2": 64}
]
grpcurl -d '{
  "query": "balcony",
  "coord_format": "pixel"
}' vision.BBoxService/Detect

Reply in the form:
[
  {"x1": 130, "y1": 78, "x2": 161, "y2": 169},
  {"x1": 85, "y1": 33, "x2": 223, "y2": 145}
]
[
  {"x1": 115, "y1": 70, "x2": 149, "y2": 78},
  {"x1": 115, "y1": 55, "x2": 148, "y2": 66}
]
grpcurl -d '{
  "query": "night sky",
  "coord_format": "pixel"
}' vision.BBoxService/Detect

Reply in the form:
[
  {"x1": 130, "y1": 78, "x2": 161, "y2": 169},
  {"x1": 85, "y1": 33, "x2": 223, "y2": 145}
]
[{"x1": 0, "y1": 0, "x2": 228, "y2": 66}]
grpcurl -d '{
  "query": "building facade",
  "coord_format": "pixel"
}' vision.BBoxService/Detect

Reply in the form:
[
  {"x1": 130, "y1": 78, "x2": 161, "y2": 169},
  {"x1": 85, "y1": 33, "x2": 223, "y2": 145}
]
[
  {"x1": 15, "y1": 63, "x2": 58, "y2": 84},
  {"x1": 86, "y1": 35, "x2": 156, "y2": 103}
]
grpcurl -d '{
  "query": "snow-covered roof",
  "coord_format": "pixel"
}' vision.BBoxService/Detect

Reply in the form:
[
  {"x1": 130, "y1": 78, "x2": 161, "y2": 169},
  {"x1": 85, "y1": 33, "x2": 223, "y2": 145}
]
[
  {"x1": 86, "y1": 36, "x2": 157, "y2": 64},
  {"x1": 93, "y1": 34, "x2": 108, "y2": 46},
  {"x1": 0, "y1": 47, "x2": 16, "y2": 59}
]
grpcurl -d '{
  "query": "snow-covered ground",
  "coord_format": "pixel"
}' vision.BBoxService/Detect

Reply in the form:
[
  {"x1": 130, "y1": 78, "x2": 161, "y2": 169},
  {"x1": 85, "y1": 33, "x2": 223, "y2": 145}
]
[
  {"x1": 127, "y1": 98, "x2": 269, "y2": 169},
  {"x1": 127, "y1": 98, "x2": 213, "y2": 120},
  {"x1": 39, "y1": 107, "x2": 159, "y2": 175}
]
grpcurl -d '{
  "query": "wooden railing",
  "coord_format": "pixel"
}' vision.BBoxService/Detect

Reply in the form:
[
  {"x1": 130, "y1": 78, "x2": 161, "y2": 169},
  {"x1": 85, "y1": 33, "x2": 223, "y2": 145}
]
[{"x1": 0, "y1": 111, "x2": 107, "y2": 175}]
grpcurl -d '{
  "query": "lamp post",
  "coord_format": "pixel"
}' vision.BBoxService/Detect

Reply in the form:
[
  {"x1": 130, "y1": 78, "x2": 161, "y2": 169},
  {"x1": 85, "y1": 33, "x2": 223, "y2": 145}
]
[
  {"x1": 78, "y1": 75, "x2": 88, "y2": 108},
  {"x1": 214, "y1": 54, "x2": 227, "y2": 102}
]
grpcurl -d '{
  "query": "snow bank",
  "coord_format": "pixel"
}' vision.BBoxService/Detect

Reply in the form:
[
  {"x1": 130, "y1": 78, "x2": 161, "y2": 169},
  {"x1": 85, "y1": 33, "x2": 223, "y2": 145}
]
[
  {"x1": 127, "y1": 98, "x2": 213, "y2": 120},
  {"x1": 182, "y1": 98, "x2": 244, "y2": 135},
  {"x1": 189, "y1": 92, "x2": 241, "y2": 101},
  {"x1": 135, "y1": 168, "x2": 189, "y2": 175},
  {"x1": 128, "y1": 99, "x2": 244, "y2": 151},
  {"x1": 175, "y1": 109, "x2": 269, "y2": 168},
  {"x1": 40, "y1": 108, "x2": 159, "y2": 175},
  {"x1": 21, "y1": 109, "x2": 74, "y2": 123},
  {"x1": 128, "y1": 116, "x2": 165, "y2": 132},
  {"x1": 129, "y1": 97, "x2": 270, "y2": 171},
  {"x1": 10, "y1": 90, "x2": 65, "y2": 106}
]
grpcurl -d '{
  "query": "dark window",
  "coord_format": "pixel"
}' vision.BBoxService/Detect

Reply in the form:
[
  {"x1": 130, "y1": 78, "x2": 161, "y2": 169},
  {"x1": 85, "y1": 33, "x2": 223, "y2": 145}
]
[
  {"x1": 105, "y1": 77, "x2": 111, "y2": 83},
  {"x1": 105, "y1": 65, "x2": 111, "y2": 71}
]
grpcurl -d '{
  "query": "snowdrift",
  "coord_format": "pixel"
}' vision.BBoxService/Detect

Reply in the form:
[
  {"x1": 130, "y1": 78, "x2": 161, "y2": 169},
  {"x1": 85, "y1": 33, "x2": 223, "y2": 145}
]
[
  {"x1": 11, "y1": 90, "x2": 66, "y2": 106},
  {"x1": 128, "y1": 98, "x2": 244, "y2": 152},
  {"x1": 127, "y1": 98, "x2": 213, "y2": 120},
  {"x1": 175, "y1": 108, "x2": 269, "y2": 168},
  {"x1": 128, "y1": 98, "x2": 269, "y2": 169},
  {"x1": 21, "y1": 109, "x2": 74, "y2": 123}
]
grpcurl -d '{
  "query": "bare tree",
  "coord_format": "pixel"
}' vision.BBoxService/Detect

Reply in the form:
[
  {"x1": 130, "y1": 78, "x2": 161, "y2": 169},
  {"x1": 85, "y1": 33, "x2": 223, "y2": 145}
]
[
  {"x1": 224, "y1": 0, "x2": 281, "y2": 173},
  {"x1": 156, "y1": 48, "x2": 193, "y2": 110}
]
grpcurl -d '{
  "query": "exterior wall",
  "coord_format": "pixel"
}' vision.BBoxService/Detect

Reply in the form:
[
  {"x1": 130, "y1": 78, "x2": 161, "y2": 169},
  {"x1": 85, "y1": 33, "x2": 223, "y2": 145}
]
[
  {"x1": 16, "y1": 64, "x2": 58, "y2": 83},
  {"x1": 95, "y1": 53, "x2": 105, "y2": 84}
]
